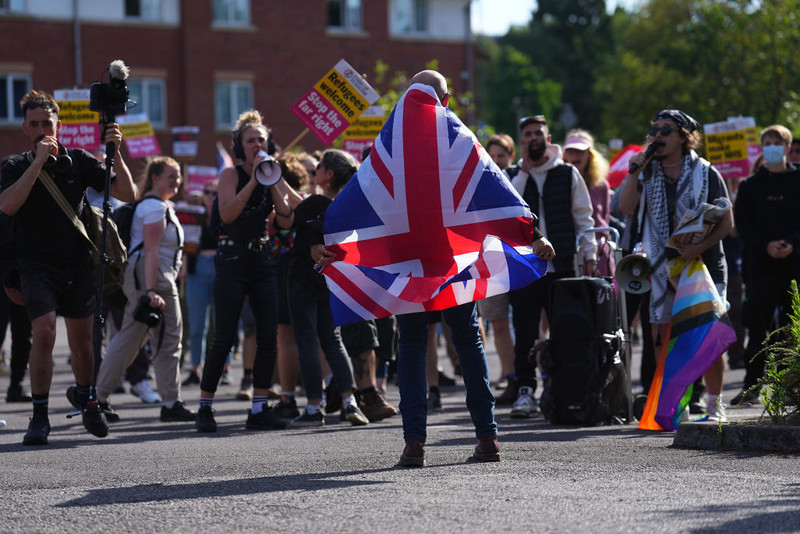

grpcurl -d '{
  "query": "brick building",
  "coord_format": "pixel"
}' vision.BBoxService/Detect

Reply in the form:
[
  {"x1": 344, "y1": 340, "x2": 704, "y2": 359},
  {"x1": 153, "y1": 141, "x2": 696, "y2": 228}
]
[{"x1": 0, "y1": 0, "x2": 473, "y2": 167}]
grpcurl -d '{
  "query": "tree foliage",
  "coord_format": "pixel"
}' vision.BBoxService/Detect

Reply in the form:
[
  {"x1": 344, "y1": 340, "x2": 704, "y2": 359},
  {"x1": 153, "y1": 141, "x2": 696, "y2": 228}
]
[{"x1": 476, "y1": 0, "x2": 800, "y2": 147}]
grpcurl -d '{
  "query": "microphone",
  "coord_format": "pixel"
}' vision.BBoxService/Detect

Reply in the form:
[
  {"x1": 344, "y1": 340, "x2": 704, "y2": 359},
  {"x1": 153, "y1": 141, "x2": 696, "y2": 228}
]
[
  {"x1": 108, "y1": 60, "x2": 130, "y2": 82},
  {"x1": 628, "y1": 142, "x2": 663, "y2": 174}
]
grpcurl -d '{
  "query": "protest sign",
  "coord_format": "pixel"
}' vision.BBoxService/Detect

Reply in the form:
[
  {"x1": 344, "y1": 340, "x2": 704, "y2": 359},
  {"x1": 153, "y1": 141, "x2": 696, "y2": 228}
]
[
  {"x1": 290, "y1": 59, "x2": 379, "y2": 146},
  {"x1": 187, "y1": 165, "x2": 218, "y2": 195},
  {"x1": 727, "y1": 116, "x2": 760, "y2": 171},
  {"x1": 342, "y1": 105, "x2": 385, "y2": 161},
  {"x1": 54, "y1": 89, "x2": 101, "y2": 152},
  {"x1": 174, "y1": 202, "x2": 206, "y2": 254},
  {"x1": 117, "y1": 113, "x2": 161, "y2": 158},
  {"x1": 172, "y1": 126, "x2": 199, "y2": 159},
  {"x1": 704, "y1": 120, "x2": 749, "y2": 180}
]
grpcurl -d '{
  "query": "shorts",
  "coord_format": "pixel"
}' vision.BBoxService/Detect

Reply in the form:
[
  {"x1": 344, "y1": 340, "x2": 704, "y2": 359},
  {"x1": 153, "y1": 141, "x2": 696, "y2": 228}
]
[
  {"x1": 477, "y1": 292, "x2": 510, "y2": 322},
  {"x1": 340, "y1": 320, "x2": 379, "y2": 358},
  {"x1": 19, "y1": 260, "x2": 95, "y2": 320}
]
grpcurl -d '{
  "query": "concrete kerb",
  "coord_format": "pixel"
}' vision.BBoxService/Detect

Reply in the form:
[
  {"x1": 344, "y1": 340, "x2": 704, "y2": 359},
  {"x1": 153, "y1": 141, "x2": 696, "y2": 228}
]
[{"x1": 673, "y1": 404, "x2": 800, "y2": 453}]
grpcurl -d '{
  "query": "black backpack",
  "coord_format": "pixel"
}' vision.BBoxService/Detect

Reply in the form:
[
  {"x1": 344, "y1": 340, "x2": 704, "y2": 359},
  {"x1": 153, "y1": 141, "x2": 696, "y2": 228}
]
[{"x1": 112, "y1": 196, "x2": 163, "y2": 254}]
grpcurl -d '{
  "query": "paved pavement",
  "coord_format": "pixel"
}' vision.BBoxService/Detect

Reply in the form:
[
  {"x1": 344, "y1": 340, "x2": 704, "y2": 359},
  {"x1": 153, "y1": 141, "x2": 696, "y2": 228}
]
[{"x1": 1, "y1": 318, "x2": 798, "y2": 533}]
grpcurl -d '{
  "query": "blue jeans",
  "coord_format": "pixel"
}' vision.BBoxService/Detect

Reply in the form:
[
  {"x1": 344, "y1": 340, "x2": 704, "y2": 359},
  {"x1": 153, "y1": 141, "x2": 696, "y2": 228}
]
[
  {"x1": 185, "y1": 254, "x2": 215, "y2": 367},
  {"x1": 200, "y1": 247, "x2": 278, "y2": 393},
  {"x1": 288, "y1": 275, "x2": 355, "y2": 401},
  {"x1": 396, "y1": 302, "x2": 497, "y2": 443}
]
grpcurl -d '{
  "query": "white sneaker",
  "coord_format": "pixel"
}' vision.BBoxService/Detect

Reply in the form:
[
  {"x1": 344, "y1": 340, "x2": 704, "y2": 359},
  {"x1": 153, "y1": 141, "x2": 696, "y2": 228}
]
[
  {"x1": 510, "y1": 386, "x2": 537, "y2": 418},
  {"x1": 707, "y1": 400, "x2": 728, "y2": 423},
  {"x1": 130, "y1": 379, "x2": 162, "y2": 404}
]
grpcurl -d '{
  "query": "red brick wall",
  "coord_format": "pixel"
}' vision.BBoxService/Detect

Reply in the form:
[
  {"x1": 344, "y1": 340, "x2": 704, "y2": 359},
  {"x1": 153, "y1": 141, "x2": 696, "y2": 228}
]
[{"x1": 0, "y1": 0, "x2": 469, "y2": 167}]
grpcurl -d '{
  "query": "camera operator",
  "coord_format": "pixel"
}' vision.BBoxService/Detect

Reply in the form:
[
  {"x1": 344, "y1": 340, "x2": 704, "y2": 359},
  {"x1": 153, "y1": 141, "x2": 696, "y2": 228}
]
[{"x1": 0, "y1": 90, "x2": 136, "y2": 445}]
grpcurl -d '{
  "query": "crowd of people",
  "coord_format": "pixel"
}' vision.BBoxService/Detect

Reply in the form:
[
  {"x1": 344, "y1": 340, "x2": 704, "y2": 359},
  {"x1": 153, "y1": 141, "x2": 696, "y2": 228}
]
[{"x1": 1, "y1": 72, "x2": 797, "y2": 465}]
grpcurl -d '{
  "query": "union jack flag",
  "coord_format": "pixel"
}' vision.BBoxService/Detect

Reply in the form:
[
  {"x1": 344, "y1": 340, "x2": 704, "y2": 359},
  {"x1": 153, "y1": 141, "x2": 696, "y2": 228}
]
[{"x1": 322, "y1": 83, "x2": 547, "y2": 325}]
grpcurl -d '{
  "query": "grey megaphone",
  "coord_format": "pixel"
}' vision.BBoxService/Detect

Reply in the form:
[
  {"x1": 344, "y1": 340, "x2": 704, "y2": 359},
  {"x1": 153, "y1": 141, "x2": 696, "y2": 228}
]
[
  {"x1": 616, "y1": 253, "x2": 651, "y2": 294},
  {"x1": 254, "y1": 150, "x2": 282, "y2": 186}
]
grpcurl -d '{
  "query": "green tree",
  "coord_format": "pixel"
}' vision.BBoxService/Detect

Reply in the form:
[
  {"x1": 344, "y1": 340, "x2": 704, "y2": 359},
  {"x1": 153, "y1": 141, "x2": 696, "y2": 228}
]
[{"x1": 475, "y1": 36, "x2": 562, "y2": 138}]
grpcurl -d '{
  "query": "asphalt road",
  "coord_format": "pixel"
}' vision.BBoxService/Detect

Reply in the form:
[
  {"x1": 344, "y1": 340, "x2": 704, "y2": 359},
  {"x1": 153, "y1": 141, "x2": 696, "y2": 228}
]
[{"x1": 1, "y1": 319, "x2": 798, "y2": 533}]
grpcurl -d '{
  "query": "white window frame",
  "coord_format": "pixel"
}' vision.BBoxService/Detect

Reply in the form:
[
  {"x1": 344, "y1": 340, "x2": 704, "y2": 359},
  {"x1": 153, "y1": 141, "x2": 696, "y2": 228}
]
[
  {"x1": 213, "y1": 0, "x2": 250, "y2": 27},
  {"x1": 391, "y1": 0, "x2": 428, "y2": 35},
  {"x1": 215, "y1": 80, "x2": 253, "y2": 130},
  {"x1": 127, "y1": 77, "x2": 166, "y2": 128},
  {"x1": 328, "y1": 0, "x2": 362, "y2": 32},
  {"x1": 0, "y1": 72, "x2": 32, "y2": 124},
  {"x1": 0, "y1": 0, "x2": 26, "y2": 14},
  {"x1": 124, "y1": 0, "x2": 162, "y2": 21}
]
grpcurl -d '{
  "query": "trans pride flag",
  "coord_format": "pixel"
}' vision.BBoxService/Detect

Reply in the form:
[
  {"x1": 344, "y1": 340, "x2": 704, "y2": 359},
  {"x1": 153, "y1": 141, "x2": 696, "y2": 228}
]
[
  {"x1": 639, "y1": 258, "x2": 736, "y2": 431},
  {"x1": 321, "y1": 83, "x2": 547, "y2": 325}
]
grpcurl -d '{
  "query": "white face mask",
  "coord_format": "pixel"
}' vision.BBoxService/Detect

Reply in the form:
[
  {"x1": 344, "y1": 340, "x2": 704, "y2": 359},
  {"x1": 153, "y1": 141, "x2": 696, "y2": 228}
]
[{"x1": 763, "y1": 144, "x2": 785, "y2": 166}]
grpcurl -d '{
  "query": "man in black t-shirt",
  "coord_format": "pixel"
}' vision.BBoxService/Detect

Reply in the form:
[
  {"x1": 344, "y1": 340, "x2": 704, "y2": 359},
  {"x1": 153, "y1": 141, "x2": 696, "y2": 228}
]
[{"x1": 0, "y1": 90, "x2": 136, "y2": 445}]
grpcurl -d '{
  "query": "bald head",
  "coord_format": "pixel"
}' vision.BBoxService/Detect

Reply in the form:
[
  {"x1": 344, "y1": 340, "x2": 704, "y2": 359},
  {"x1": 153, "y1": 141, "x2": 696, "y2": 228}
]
[{"x1": 410, "y1": 69, "x2": 449, "y2": 104}]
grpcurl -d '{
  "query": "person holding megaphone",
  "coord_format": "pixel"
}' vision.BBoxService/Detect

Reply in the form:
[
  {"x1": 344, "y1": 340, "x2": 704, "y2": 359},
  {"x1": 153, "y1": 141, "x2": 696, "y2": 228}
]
[{"x1": 620, "y1": 109, "x2": 733, "y2": 423}]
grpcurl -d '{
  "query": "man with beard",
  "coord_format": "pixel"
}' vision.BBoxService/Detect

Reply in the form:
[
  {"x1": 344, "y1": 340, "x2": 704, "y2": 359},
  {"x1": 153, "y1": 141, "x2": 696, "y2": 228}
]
[
  {"x1": 504, "y1": 115, "x2": 596, "y2": 418},
  {"x1": 0, "y1": 90, "x2": 136, "y2": 444}
]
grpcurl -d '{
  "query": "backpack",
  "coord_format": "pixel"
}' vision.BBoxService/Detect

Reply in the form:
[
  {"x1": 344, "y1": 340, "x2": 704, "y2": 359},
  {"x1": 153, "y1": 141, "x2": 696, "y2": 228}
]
[{"x1": 112, "y1": 196, "x2": 163, "y2": 254}]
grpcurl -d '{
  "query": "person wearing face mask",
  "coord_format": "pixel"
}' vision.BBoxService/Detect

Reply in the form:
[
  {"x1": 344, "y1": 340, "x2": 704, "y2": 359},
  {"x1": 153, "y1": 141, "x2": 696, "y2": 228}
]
[
  {"x1": 505, "y1": 115, "x2": 596, "y2": 418},
  {"x1": 732, "y1": 124, "x2": 800, "y2": 405}
]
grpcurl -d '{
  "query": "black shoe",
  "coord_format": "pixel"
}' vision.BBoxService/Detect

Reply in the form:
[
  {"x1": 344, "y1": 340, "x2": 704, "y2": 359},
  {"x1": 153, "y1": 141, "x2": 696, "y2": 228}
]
[
  {"x1": 100, "y1": 400, "x2": 121, "y2": 423},
  {"x1": 246, "y1": 407, "x2": 288, "y2": 431},
  {"x1": 196, "y1": 405, "x2": 217, "y2": 433},
  {"x1": 274, "y1": 396, "x2": 300, "y2": 419},
  {"x1": 182, "y1": 371, "x2": 201, "y2": 387},
  {"x1": 731, "y1": 388, "x2": 760, "y2": 406},
  {"x1": 342, "y1": 403, "x2": 369, "y2": 426},
  {"x1": 290, "y1": 407, "x2": 325, "y2": 427},
  {"x1": 160, "y1": 401, "x2": 197, "y2": 422},
  {"x1": 22, "y1": 414, "x2": 51, "y2": 446},
  {"x1": 427, "y1": 389, "x2": 442, "y2": 412},
  {"x1": 324, "y1": 381, "x2": 342, "y2": 414},
  {"x1": 82, "y1": 402, "x2": 109, "y2": 438},
  {"x1": 438, "y1": 370, "x2": 456, "y2": 387},
  {"x1": 6, "y1": 382, "x2": 32, "y2": 403},
  {"x1": 689, "y1": 396, "x2": 707, "y2": 415},
  {"x1": 66, "y1": 385, "x2": 86, "y2": 411}
]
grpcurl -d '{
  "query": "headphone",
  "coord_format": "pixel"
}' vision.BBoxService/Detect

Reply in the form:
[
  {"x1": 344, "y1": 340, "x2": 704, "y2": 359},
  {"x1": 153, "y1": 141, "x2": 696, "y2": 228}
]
[{"x1": 232, "y1": 124, "x2": 275, "y2": 160}]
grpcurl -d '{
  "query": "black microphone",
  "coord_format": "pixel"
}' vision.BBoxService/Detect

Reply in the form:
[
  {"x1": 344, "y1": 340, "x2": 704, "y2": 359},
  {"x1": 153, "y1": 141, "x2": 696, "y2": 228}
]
[{"x1": 629, "y1": 142, "x2": 663, "y2": 174}]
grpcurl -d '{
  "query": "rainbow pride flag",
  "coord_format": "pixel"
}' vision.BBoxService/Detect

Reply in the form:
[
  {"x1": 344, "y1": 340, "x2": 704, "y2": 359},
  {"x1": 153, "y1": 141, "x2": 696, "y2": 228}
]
[{"x1": 639, "y1": 258, "x2": 736, "y2": 431}]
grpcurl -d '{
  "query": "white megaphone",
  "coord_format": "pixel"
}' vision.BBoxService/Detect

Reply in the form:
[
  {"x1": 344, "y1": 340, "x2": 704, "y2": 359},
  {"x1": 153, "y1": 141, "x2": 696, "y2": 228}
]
[
  {"x1": 616, "y1": 253, "x2": 651, "y2": 294},
  {"x1": 254, "y1": 150, "x2": 282, "y2": 186}
]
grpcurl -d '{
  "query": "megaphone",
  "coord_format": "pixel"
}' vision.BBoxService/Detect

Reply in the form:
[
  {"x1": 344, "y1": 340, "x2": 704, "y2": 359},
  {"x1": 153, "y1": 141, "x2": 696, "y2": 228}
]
[
  {"x1": 254, "y1": 150, "x2": 282, "y2": 186},
  {"x1": 616, "y1": 253, "x2": 651, "y2": 294}
]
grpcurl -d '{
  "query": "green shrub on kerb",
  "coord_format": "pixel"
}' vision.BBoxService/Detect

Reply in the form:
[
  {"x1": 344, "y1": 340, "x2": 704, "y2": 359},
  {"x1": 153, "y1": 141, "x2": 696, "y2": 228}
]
[{"x1": 752, "y1": 280, "x2": 800, "y2": 426}]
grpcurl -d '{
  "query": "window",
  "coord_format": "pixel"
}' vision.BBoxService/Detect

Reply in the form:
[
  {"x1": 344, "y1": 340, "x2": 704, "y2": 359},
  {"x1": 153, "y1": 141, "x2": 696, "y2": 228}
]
[
  {"x1": 328, "y1": 0, "x2": 361, "y2": 31},
  {"x1": 125, "y1": 0, "x2": 161, "y2": 20},
  {"x1": 215, "y1": 80, "x2": 252, "y2": 129},
  {"x1": 213, "y1": 0, "x2": 249, "y2": 26},
  {"x1": 0, "y1": 73, "x2": 31, "y2": 123},
  {"x1": 0, "y1": 0, "x2": 25, "y2": 14},
  {"x1": 127, "y1": 78, "x2": 166, "y2": 127},
  {"x1": 392, "y1": 0, "x2": 428, "y2": 34}
]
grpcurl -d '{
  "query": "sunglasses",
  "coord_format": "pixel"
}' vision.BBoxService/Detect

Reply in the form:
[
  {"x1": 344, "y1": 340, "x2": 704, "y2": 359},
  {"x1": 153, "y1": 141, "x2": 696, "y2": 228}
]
[
  {"x1": 648, "y1": 126, "x2": 677, "y2": 137},
  {"x1": 203, "y1": 189, "x2": 217, "y2": 196}
]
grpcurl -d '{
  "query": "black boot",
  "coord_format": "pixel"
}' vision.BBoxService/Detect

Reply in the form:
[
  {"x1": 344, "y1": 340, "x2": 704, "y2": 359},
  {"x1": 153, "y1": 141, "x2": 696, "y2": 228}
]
[{"x1": 6, "y1": 381, "x2": 32, "y2": 403}]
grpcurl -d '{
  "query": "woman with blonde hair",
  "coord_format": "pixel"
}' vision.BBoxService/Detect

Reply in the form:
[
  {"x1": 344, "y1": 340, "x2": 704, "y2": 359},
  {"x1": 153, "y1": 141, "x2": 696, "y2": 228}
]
[
  {"x1": 563, "y1": 128, "x2": 615, "y2": 276},
  {"x1": 95, "y1": 156, "x2": 195, "y2": 422}
]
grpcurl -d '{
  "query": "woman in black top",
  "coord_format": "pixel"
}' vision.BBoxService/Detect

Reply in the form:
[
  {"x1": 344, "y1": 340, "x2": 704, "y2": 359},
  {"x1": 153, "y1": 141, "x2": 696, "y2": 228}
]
[{"x1": 195, "y1": 109, "x2": 298, "y2": 433}]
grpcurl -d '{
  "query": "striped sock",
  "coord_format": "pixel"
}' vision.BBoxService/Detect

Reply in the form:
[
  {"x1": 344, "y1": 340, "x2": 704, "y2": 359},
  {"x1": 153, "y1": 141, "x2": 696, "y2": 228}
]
[
  {"x1": 251, "y1": 395, "x2": 268, "y2": 414},
  {"x1": 199, "y1": 398, "x2": 213, "y2": 410}
]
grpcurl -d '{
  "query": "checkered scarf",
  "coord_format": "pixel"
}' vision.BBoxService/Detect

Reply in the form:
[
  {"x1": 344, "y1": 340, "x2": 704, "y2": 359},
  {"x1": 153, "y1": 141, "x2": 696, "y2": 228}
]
[{"x1": 638, "y1": 150, "x2": 709, "y2": 323}]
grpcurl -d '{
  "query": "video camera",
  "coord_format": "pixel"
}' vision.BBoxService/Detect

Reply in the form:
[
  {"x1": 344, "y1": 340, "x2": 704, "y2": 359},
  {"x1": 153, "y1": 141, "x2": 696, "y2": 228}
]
[{"x1": 89, "y1": 60, "x2": 132, "y2": 124}]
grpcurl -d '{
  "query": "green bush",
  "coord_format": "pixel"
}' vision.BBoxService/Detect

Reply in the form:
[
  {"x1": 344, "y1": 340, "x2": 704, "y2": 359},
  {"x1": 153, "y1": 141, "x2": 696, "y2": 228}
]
[{"x1": 754, "y1": 280, "x2": 800, "y2": 426}]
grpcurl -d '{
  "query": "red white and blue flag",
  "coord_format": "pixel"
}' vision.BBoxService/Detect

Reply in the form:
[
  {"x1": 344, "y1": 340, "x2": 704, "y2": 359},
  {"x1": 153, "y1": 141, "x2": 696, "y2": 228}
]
[
  {"x1": 322, "y1": 83, "x2": 547, "y2": 325},
  {"x1": 216, "y1": 141, "x2": 234, "y2": 173}
]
